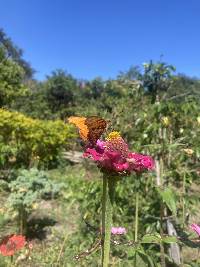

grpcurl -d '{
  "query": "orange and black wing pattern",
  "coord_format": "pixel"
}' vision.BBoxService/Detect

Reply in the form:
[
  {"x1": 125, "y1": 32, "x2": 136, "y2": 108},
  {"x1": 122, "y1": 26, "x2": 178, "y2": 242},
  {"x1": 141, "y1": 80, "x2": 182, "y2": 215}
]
[{"x1": 68, "y1": 116, "x2": 107, "y2": 144}]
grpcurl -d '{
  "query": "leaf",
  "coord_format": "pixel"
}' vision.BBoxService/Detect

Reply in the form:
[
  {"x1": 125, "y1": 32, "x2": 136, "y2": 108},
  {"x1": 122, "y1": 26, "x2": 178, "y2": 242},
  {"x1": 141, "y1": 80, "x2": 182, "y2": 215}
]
[
  {"x1": 141, "y1": 233, "x2": 161, "y2": 244},
  {"x1": 162, "y1": 236, "x2": 178, "y2": 244},
  {"x1": 157, "y1": 188, "x2": 177, "y2": 215},
  {"x1": 137, "y1": 247, "x2": 157, "y2": 267}
]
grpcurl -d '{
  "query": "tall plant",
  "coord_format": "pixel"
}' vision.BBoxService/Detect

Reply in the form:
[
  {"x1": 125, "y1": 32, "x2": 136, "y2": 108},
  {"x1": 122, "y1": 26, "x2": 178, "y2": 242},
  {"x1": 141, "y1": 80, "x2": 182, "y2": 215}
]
[{"x1": 70, "y1": 126, "x2": 154, "y2": 266}]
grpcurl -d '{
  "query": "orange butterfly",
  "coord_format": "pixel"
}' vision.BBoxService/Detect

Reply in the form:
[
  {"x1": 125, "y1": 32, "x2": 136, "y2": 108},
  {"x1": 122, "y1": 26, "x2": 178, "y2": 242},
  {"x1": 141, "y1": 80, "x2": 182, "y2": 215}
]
[{"x1": 68, "y1": 116, "x2": 107, "y2": 144}]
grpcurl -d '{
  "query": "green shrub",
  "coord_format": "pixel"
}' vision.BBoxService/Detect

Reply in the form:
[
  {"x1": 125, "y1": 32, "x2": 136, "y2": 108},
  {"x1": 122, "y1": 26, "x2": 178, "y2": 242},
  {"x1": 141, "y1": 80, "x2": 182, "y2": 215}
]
[
  {"x1": 7, "y1": 168, "x2": 63, "y2": 234},
  {"x1": 0, "y1": 109, "x2": 76, "y2": 169}
]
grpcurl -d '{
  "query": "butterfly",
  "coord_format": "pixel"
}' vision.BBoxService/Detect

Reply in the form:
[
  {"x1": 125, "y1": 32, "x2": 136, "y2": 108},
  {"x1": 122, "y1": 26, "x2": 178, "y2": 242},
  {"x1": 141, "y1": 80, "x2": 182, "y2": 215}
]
[{"x1": 68, "y1": 116, "x2": 107, "y2": 145}]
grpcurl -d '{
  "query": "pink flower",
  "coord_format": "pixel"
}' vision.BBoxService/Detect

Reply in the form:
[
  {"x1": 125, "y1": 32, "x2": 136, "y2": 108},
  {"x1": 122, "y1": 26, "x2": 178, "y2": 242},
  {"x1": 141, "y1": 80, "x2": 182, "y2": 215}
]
[
  {"x1": 83, "y1": 132, "x2": 154, "y2": 174},
  {"x1": 127, "y1": 153, "x2": 155, "y2": 172},
  {"x1": 190, "y1": 224, "x2": 200, "y2": 236},
  {"x1": 111, "y1": 227, "x2": 126, "y2": 235},
  {"x1": 28, "y1": 242, "x2": 33, "y2": 250}
]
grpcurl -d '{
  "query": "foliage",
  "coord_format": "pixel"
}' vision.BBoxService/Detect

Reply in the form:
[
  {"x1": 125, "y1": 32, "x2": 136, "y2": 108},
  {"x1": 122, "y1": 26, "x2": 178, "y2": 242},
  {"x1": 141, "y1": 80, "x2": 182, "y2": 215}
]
[
  {"x1": 0, "y1": 46, "x2": 27, "y2": 107},
  {"x1": 0, "y1": 28, "x2": 34, "y2": 79},
  {"x1": 142, "y1": 60, "x2": 176, "y2": 103},
  {"x1": 43, "y1": 70, "x2": 79, "y2": 118},
  {"x1": 0, "y1": 28, "x2": 200, "y2": 266},
  {"x1": 0, "y1": 109, "x2": 76, "y2": 169},
  {"x1": 6, "y1": 168, "x2": 63, "y2": 235}
]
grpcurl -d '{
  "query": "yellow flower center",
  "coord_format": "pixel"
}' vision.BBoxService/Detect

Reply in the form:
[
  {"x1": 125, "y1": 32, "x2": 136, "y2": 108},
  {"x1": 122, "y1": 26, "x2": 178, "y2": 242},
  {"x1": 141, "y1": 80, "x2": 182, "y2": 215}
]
[
  {"x1": 106, "y1": 131, "x2": 121, "y2": 141},
  {"x1": 105, "y1": 131, "x2": 129, "y2": 158}
]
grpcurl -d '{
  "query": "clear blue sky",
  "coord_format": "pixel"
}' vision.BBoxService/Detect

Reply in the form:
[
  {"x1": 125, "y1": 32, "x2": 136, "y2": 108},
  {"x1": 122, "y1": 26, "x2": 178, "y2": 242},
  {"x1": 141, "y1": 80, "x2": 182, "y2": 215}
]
[{"x1": 0, "y1": 0, "x2": 200, "y2": 80}]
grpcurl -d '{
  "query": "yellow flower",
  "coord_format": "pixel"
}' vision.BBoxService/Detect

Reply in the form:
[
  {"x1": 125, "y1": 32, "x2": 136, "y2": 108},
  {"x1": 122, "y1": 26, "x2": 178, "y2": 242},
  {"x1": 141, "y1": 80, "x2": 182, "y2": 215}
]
[
  {"x1": 183, "y1": 148, "x2": 194, "y2": 156},
  {"x1": 197, "y1": 117, "x2": 200, "y2": 125},
  {"x1": 32, "y1": 203, "x2": 38, "y2": 210},
  {"x1": 161, "y1": 116, "x2": 170, "y2": 127}
]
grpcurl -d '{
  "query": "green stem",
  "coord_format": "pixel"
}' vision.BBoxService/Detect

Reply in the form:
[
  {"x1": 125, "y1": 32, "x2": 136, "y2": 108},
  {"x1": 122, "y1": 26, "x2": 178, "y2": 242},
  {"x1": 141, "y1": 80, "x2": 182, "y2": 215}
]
[
  {"x1": 160, "y1": 243, "x2": 166, "y2": 267},
  {"x1": 134, "y1": 191, "x2": 139, "y2": 243},
  {"x1": 19, "y1": 206, "x2": 27, "y2": 235},
  {"x1": 160, "y1": 203, "x2": 166, "y2": 267},
  {"x1": 181, "y1": 172, "x2": 186, "y2": 266},
  {"x1": 134, "y1": 177, "x2": 140, "y2": 267},
  {"x1": 19, "y1": 206, "x2": 23, "y2": 235},
  {"x1": 101, "y1": 175, "x2": 115, "y2": 267},
  {"x1": 182, "y1": 172, "x2": 186, "y2": 228},
  {"x1": 134, "y1": 252, "x2": 138, "y2": 267},
  {"x1": 10, "y1": 255, "x2": 13, "y2": 267},
  {"x1": 101, "y1": 176, "x2": 107, "y2": 241},
  {"x1": 56, "y1": 234, "x2": 68, "y2": 265}
]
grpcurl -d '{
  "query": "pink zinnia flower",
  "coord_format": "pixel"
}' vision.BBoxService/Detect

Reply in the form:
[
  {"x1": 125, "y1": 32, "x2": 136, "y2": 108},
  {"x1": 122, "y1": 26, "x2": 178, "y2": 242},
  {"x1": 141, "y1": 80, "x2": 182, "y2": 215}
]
[
  {"x1": 111, "y1": 227, "x2": 126, "y2": 235},
  {"x1": 127, "y1": 153, "x2": 155, "y2": 172},
  {"x1": 0, "y1": 234, "x2": 26, "y2": 256},
  {"x1": 190, "y1": 224, "x2": 200, "y2": 237},
  {"x1": 83, "y1": 132, "x2": 154, "y2": 174}
]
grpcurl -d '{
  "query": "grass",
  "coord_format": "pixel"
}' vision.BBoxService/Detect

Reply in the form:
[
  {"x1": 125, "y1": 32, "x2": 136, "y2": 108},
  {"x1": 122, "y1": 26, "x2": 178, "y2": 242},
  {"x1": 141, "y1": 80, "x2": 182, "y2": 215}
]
[
  {"x1": 1, "y1": 164, "x2": 200, "y2": 266},
  {"x1": 0, "y1": 165, "x2": 80, "y2": 266}
]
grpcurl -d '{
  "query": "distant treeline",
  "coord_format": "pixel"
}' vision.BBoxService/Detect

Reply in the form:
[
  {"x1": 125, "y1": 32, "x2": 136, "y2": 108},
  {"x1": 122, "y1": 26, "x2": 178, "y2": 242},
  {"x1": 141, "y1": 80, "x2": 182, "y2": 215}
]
[{"x1": 0, "y1": 28, "x2": 199, "y2": 123}]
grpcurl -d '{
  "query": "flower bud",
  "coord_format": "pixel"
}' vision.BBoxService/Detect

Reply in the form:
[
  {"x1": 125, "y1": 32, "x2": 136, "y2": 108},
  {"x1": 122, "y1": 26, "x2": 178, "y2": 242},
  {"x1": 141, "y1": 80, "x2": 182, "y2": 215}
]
[
  {"x1": 161, "y1": 116, "x2": 170, "y2": 127},
  {"x1": 183, "y1": 148, "x2": 194, "y2": 156}
]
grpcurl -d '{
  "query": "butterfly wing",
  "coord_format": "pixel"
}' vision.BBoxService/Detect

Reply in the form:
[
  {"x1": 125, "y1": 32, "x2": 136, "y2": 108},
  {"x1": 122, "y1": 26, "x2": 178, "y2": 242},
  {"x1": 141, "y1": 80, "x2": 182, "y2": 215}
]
[
  {"x1": 68, "y1": 116, "x2": 107, "y2": 144},
  {"x1": 68, "y1": 116, "x2": 88, "y2": 141},
  {"x1": 85, "y1": 116, "x2": 107, "y2": 144}
]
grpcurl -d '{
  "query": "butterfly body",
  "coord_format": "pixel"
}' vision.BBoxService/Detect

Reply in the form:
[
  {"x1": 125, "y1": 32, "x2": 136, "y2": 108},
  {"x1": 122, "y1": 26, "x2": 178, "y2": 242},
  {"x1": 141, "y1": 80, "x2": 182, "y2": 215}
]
[{"x1": 68, "y1": 116, "x2": 107, "y2": 144}]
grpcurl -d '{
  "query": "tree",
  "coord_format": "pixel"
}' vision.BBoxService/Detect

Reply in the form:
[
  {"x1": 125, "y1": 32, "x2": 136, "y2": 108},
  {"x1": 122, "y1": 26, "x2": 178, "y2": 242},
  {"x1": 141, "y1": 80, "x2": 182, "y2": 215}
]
[
  {"x1": 0, "y1": 28, "x2": 34, "y2": 79},
  {"x1": 168, "y1": 74, "x2": 200, "y2": 101},
  {"x1": 117, "y1": 65, "x2": 142, "y2": 81},
  {"x1": 44, "y1": 70, "x2": 78, "y2": 116},
  {"x1": 0, "y1": 45, "x2": 27, "y2": 107},
  {"x1": 141, "y1": 60, "x2": 176, "y2": 103},
  {"x1": 89, "y1": 77, "x2": 105, "y2": 99}
]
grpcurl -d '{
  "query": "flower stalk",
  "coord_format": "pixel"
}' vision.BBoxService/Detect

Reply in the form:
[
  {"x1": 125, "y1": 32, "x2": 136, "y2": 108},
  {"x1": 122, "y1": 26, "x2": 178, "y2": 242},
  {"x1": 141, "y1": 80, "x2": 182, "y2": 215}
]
[
  {"x1": 101, "y1": 174, "x2": 115, "y2": 267},
  {"x1": 182, "y1": 172, "x2": 186, "y2": 228},
  {"x1": 134, "y1": 191, "x2": 139, "y2": 243},
  {"x1": 134, "y1": 177, "x2": 140, "y2": 267},
  {"x1": 75, "y1": 128, "x2": 154, "y2": 266},
  {"x1": 134, "y1": 192, "x2": 139, "y2": 267}
]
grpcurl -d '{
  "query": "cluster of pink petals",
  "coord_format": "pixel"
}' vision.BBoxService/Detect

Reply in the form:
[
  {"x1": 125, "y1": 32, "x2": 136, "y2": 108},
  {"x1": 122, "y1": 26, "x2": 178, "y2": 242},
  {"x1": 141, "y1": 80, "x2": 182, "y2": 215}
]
[
  {"x1": 83, "y1": 139, "x2": 154, "y2": 174},
  {"x1": 190, "y1": 223, "x2": 200, "y2": 236},
  {"x1": 111, "y1": 227, "x2": 126, "y2": 235}
]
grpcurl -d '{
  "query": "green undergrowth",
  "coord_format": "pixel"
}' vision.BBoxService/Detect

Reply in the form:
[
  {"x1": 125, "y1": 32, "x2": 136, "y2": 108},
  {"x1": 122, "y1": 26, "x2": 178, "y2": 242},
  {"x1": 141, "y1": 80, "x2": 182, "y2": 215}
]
[{"x1": 1, "y1": 165, "x2": 200, "y2": 266}]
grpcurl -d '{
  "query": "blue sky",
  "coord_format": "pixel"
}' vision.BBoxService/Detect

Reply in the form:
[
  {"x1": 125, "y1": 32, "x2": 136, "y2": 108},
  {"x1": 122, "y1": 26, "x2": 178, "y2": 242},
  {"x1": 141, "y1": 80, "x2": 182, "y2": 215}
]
[{"x1": 0, "y1": 0, "x2": 200, "y2": 80}]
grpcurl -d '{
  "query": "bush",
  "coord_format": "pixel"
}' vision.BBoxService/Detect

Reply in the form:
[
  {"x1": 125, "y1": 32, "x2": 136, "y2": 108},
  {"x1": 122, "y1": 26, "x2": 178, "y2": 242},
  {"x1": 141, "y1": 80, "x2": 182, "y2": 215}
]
[
  {"x1": 7, "y1": 168, "x2": 63, "y2": 234},
  {"x1": 0, "y1": 109, "x2": 76, "y2": 169}
]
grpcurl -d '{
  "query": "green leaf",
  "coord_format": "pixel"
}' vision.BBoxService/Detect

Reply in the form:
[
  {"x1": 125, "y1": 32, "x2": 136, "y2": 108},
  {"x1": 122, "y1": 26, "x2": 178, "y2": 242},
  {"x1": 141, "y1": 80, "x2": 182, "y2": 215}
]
[
  {"x1": 141, "y1": 233, "x2": 161, "y2": 244},
  {"x1": 158, "y1": 187, "x2": 177, "y2": 215},
  {"x1": 137, "y1": 247, "x2": 157, "y2": 267},
  {"x1": 162, "y1": 236, "x2": 178, "y2": 244}
]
